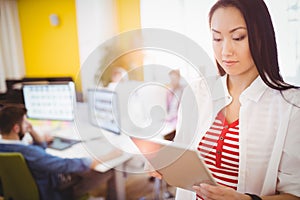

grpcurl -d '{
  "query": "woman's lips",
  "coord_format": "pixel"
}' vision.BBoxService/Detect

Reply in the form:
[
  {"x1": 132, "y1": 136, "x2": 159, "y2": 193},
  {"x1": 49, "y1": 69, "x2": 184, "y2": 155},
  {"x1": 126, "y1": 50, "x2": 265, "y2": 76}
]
[{"x1": 223, "y1": 60, "x2": 238, "y2": 67}]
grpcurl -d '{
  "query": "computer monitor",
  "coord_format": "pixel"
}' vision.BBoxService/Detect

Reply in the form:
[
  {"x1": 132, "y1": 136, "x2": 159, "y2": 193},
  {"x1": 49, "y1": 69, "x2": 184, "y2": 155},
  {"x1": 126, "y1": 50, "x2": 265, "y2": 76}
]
[
  {"x1": 22, "y1": 82, "x2": 76, "y2": 121},
  {"x1": 87, "y1": 88, "x2": 120, "y2": 135}
]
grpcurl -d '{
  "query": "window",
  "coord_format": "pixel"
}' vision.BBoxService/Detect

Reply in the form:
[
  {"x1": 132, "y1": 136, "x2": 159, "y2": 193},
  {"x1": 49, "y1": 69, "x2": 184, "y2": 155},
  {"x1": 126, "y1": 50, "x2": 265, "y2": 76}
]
[{"x1": 140, "y1": 0, "x2": 300, "y2": 86}]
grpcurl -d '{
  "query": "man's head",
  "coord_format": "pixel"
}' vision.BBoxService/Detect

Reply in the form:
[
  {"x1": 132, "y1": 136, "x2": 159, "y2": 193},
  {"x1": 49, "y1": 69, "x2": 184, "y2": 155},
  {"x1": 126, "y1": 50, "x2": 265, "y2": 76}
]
[{"x1": 0, "y1": 105, "x2": 27, "y2": 139}]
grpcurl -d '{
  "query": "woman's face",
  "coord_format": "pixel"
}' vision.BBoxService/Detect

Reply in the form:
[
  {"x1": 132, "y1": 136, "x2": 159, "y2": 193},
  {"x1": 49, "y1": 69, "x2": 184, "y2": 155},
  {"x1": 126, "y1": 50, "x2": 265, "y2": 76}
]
[
  {"x1": 170, "y1": 73, "x2": 180, "y2": 86},
  {"x1": 210, "y1": 6, "x2": 257, "y2": 77}
]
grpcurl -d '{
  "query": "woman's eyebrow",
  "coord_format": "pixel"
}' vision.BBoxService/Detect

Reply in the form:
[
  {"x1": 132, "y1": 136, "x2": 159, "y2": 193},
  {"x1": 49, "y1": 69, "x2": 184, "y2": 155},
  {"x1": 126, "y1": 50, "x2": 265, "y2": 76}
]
[
  {"x1": 211, "y1": 26, "x2": 247, "y2": 33},
  {"x1": 229, "y1": 26, "x2": 247, "y2": 33},
  {"x1": 211, "y1": 28, "x2": 221, "y2": 33}
]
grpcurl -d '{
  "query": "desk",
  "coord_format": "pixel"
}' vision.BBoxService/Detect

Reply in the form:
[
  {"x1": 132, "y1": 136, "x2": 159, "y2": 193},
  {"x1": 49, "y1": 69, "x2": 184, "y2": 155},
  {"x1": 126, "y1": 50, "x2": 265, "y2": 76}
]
[
  {"x1": 30, "y1": 102, "x2": 174, "y2": 200},
  {"x1": 31, "y1": 103, "x2": 134, "y2": 200}
]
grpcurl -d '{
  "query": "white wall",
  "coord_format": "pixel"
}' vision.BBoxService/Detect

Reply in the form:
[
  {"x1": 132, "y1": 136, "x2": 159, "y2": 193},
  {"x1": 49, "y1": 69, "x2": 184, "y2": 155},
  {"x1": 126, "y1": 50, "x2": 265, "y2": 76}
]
[
  {"x1": 76, "y1": 0, "x2": 119, "y2": 99},
  {"x1": 140, "y1": 0, "x2": 300, "y2": 85},
  {"x1": 264, "y1": 0, "x2": 300, "y2": 85},
  {"x1": 140, "y1": 0, "x2": 216, "y2": 82}
]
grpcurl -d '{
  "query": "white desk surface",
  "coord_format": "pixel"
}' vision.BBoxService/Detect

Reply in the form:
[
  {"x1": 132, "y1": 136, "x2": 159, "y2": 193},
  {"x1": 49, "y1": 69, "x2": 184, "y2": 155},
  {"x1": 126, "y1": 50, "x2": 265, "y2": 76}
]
[
  {"x1": 32, "y1": 102, "x2": 135, "y2": 173},
  {"x1": 31, "y1": 102, "x2": 174, "y2": 173}
]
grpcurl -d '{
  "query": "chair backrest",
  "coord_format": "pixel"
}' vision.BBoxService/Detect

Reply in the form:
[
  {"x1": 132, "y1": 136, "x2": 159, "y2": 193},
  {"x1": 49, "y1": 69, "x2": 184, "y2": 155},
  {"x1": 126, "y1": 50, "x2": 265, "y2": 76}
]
[{"x1": 0, "y1": 152, "x2": 39, "y2": 200}]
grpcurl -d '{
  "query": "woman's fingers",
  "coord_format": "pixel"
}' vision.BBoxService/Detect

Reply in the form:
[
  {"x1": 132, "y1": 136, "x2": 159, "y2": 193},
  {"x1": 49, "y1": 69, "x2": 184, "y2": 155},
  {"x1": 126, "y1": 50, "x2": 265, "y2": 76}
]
[{"x1": 149, "y1": 170, "x2": 162, "y2": 179}]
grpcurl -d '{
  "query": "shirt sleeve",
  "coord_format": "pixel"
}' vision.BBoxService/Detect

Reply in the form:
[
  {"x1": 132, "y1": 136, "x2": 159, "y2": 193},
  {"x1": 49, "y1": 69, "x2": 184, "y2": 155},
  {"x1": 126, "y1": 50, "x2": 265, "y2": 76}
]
[
  {"x1": 277, "y1": 103, "x2": 300, "y2": 197},
  {"x1": 21, "y1": 144, "x2": 92, "y2": 174},
  {"x1": 32, "y1": 141, "x2": 48, "y2": 149}
]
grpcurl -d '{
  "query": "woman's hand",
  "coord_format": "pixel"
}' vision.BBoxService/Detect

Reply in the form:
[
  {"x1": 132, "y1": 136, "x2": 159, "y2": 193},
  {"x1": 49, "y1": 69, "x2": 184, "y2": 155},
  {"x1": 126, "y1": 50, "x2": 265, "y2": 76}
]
[
  {"x1": 192, "y1": 183, "x2": 250, "y2": 200},
  {"x1": 149, "y1": 170, "x2": 162, "y2": 179}
]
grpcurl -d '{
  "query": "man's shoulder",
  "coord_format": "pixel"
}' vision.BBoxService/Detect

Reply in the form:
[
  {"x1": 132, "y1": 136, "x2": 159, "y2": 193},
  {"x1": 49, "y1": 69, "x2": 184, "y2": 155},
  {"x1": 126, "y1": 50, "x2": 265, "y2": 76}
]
[{"x1": 0, "y1": 142, "x2": 46, "y2": 157}]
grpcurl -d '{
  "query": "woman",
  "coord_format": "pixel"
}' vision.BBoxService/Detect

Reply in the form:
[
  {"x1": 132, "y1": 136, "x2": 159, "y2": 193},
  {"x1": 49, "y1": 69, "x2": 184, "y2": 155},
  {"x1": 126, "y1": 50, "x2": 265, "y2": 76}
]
[
  {"x1": 166, "y1": 69, "x2": 184, "y2": 128},
  {"x1": 173, "y1": 0, "x2": 300, "y2": 199}
]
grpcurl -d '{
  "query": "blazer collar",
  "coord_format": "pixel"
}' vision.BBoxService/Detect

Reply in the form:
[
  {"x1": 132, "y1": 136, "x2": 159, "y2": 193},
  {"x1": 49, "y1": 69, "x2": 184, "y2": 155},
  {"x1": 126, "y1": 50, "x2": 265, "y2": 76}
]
[
  {"x1": 211, "y1": 75, "x2": 268, "y2": 103},
  {"x1": 211, "y1": 75, "x2": 230, "y2": 101},
  {"x1": 240, "y1": 76, "x2": 268, "y2": 102}
]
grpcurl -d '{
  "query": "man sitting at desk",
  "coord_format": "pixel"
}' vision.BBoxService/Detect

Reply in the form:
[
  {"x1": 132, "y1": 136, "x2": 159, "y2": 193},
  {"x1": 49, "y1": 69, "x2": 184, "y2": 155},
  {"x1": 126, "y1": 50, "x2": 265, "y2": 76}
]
[{"x1": 0, "y1": 105, "x2": 115, "y2": 200}]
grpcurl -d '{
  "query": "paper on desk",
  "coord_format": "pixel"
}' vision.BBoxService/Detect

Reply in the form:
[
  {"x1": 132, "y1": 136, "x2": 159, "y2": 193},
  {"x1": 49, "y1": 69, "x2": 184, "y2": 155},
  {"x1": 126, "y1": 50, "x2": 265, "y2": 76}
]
[
  {"x1": 94, "y1": 152, "x2": 132, "y2": 172},
  {"x1": 46, "y1": 142, "x2": 132, "y2": 173}
]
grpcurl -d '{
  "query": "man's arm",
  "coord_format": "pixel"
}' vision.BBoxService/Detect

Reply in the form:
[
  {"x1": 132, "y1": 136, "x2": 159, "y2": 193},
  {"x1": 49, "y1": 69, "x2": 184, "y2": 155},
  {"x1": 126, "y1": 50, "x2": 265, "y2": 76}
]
[
  {"x1": 27, "y1": 124, "x2": 44, "y2": 144},
  {"x1": 24, "y1": 120, "x2": 52, "y2": 146}
]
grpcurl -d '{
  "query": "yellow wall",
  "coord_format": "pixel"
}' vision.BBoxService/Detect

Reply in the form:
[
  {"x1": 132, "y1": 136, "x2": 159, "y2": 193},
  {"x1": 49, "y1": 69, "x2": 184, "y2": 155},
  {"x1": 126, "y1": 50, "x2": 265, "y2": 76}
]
[
  {"x1": 117, "y1": 0, "x2": 141, "y2": 32},
  {"x1": 17, "y1": 0, "x2": 142, "y2": 89},
  {"x1": 17, "y1": 0, "x2": 80, "y2": 83},
  {"x1": 116, "y1": 0, "x2": 144, "y2": 80}
]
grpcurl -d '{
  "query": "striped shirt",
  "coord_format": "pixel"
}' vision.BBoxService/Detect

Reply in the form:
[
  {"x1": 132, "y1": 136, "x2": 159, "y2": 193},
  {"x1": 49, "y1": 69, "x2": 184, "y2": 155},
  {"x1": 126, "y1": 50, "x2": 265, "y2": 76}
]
[{"x1": 197, "y1": 111, "x2": 240, "y2": 191}]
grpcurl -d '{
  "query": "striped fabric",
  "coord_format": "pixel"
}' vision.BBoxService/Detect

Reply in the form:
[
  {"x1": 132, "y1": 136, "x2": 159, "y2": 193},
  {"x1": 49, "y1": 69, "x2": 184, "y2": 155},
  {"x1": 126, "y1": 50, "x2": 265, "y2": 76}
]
[{"x1": 197, "y1": 111, "x2": 240, "y2": 192}]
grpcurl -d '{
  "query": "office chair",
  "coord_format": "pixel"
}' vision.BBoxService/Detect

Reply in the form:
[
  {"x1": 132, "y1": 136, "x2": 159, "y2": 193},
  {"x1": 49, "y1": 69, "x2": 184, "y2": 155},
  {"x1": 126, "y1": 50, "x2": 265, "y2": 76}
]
[{"x1": 0, "y1": 152, "x2": 40, "y2": 200}]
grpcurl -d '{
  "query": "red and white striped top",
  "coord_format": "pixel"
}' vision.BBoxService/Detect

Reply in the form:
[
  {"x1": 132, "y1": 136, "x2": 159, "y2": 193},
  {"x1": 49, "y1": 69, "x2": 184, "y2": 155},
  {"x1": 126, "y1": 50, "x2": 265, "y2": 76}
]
[{"x1": 197, "y1": 111, "x2": 240, "y2": 190}]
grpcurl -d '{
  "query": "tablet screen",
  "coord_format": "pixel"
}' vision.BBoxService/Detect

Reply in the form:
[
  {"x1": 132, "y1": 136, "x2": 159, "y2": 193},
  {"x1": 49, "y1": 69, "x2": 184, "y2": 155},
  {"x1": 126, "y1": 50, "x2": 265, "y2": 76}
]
[{"x1": 48, "y1": 137, "x2": 79, "y2": 150}]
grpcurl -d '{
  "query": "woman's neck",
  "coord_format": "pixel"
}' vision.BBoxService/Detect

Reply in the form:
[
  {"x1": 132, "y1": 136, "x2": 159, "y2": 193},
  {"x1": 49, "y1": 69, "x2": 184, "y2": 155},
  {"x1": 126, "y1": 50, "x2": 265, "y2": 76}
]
[
  {"x1": 171, "y1": 83, "x2": 180, "y2": 90},
  {"x1": 227, "y1": 72, "x2": 259, "y2": 96}
]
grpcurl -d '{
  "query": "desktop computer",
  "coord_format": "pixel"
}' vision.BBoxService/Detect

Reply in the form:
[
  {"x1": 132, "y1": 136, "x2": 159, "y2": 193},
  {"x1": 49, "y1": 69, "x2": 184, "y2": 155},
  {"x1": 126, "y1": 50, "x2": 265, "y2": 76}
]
[
  {"x1": 22, "y1": 81, "x2": 79, "y2": 150},
  {"x1": 22, "y1": 81, "x2": 76, "y2": 121},
  {"x1": 87, "y1": 88, "x2": 121, "y2": 135}
]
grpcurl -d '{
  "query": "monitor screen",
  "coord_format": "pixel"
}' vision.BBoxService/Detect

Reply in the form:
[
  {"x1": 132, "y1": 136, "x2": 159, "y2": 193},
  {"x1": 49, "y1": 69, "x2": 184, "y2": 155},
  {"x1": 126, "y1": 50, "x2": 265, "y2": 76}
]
[
  {"x1": 87, "y1": 89, "x2": 120, "y2": 135},
  {"x1": 22, "y1": 82, "x2": 76, "y2": 121}
]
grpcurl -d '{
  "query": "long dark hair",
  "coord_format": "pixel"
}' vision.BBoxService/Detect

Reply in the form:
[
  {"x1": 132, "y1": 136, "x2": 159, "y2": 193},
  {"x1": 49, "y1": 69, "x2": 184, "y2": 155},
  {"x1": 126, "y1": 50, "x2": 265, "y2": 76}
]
[{"x1": 209, "y1": 0, "x2": 299, "y2": 91}]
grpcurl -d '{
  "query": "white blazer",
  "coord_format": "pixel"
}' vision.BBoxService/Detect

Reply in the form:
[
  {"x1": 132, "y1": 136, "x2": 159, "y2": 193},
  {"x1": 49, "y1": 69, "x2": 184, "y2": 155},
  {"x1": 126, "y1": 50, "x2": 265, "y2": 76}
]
[{"x1": 174, "y1": 75, "x2": 300, "y2": 199}]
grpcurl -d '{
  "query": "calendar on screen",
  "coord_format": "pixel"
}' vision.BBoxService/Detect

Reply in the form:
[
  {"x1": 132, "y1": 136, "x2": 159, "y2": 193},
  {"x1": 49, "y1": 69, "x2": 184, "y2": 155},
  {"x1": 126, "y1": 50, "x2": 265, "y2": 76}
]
[{"x1": 23, "y1": 82, "x2": 76, "y2": 121}]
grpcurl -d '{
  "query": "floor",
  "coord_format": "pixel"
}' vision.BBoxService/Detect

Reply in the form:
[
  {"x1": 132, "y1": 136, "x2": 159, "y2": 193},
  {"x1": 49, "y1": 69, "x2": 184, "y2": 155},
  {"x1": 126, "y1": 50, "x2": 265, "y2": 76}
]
[
  {"x1": 89, "y1": 172, "x2": 176, "y2": 200},
  {"x1": 125, "y1": 173, "x2": 176, "y2": 200},
  {"x1": 0, "y1": 174, "x2": 175, "y2": 200},
  {"x1": 90, "y1": 156, "x2": 176, "y2": 200},
  {"x1": 0, "y1": 157, "x2": 176, "y2": 200}
]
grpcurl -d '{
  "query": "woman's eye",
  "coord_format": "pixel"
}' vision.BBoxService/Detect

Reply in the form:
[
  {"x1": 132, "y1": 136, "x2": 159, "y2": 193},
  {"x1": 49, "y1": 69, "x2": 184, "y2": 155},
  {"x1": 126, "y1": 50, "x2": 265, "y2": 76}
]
[
  {"x1": 233, "y1": 35, "x2": 246, "y2": 41},
  {"x1": 213, "y1": 38, "x2": 222, "y2": 42}
]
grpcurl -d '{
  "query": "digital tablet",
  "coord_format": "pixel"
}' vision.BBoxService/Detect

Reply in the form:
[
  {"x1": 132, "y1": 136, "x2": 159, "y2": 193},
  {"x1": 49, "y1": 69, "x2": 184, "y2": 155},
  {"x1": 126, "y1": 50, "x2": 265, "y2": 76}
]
[
  {"x1": 131, "y1": 138, "x2": 216, "y2": 191},
  {"x1": 48, "y1": 137, "x2": 80, "y2": 150}
]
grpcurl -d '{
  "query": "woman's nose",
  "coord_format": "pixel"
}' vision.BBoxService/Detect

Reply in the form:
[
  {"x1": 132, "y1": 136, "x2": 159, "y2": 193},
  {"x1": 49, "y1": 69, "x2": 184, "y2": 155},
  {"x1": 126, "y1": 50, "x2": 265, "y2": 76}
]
[{"x1": 222, "y1": 39, "x2": 234, "y2": 56}]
